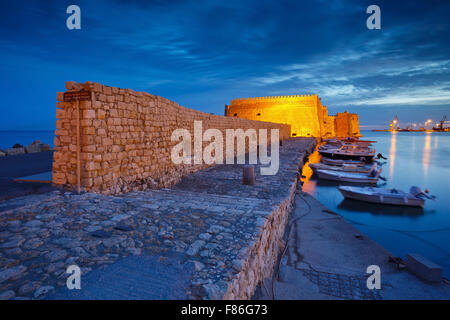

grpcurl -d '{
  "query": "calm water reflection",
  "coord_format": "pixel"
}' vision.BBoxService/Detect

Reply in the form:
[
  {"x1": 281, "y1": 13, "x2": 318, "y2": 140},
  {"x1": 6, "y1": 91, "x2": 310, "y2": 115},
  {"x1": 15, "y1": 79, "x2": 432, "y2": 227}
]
[{"x1": 302, "y1": 131, "x2": 450, "y2": 278}]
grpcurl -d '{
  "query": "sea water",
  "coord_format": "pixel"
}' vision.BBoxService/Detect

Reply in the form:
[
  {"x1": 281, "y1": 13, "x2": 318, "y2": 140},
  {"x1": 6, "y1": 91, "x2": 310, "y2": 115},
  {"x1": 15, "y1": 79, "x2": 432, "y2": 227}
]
[{"x1": 302, "y1": 131, "x2": 450, "y2": 278}]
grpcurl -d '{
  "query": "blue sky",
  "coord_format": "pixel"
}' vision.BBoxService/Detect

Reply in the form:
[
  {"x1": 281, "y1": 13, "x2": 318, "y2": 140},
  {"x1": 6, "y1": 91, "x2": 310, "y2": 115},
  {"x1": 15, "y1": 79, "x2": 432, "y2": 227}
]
[{"x1": 0, "y1": 0, "x2": 449, "y2": 130}]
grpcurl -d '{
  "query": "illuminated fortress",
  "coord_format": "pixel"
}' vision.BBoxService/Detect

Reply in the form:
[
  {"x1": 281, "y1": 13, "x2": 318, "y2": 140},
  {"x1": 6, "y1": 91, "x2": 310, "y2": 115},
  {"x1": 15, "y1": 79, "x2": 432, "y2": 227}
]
[{"x1": 225, "y1": 94, "x2": 360, "y2": 138}]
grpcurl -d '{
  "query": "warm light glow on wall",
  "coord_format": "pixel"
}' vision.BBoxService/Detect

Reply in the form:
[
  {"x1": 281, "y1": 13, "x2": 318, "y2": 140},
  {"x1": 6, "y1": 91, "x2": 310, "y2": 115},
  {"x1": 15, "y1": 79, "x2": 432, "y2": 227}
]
[{"x1": 226, "y1": 95, "x2": 360, "y2": 138}]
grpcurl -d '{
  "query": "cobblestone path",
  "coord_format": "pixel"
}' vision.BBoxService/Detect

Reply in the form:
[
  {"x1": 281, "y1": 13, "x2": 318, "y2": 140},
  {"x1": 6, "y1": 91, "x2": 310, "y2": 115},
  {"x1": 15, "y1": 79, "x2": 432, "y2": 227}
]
[{"x1": 0, "y1": 138, "x2": 316, "y2": 300}]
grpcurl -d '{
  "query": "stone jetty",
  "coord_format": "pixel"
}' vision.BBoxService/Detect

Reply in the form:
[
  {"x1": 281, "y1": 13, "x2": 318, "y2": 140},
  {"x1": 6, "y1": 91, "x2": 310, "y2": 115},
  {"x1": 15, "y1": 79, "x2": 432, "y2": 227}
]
[{"x1": 0, "y1": 138, "x2": 316, "y2": 300}]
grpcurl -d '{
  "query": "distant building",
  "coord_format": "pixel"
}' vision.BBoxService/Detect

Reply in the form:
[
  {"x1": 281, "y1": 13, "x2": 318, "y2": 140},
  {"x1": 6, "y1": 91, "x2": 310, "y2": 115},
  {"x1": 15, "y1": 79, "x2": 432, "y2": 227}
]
[{"x1": 225, "y1": 95, "x2": 360, "y2": 138}]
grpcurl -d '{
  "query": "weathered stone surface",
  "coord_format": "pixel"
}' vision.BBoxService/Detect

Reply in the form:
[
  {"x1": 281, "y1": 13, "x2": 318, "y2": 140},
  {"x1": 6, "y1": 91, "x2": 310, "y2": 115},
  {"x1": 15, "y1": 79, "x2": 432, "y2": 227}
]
[
  {"x1": 0, "y1": 265, "x2": 27, "y2": 283},
  {"x1": 23, "y1": 220, "x2": 43, "y2": 228},
  {"x1": 34, "y1": 286, "x2": 55, "y2": 299},
  {"x1": 191, "y1": 260, "x2": 205, "y2": 271},
  {"x1": 110, "y1": 214, "x2": 131, "y2": 222},
  {"x1": 0, "y1": 290, "x2": 15, "y2": 300},
  {"x1": 0, "y1": 138, "x2": 316, "y2": 300},
  {"x1": 23, "y1": 238, "x2": 44, "y2": 250},
  {"x1": 232, "y1": 259, "x2": 245, "y2": 271},
  {"x1": 52, "y1": 81, "x2": 291, "y2": 193},
  {"x1": 198, "y1": 233, "x2": 212, "y2": 241},
  {"x1": 202, "y1": 283, "x2": 226, "y2": 300},
  {"x1": 45, "y1": 249, "x2": 68, "y2": 262},
  {"x1": 186, "y1": 240, "x2": 206, "y2": 256},
  {"x1": 18, "y1": 281, "x2": 41, "y2": 295}
]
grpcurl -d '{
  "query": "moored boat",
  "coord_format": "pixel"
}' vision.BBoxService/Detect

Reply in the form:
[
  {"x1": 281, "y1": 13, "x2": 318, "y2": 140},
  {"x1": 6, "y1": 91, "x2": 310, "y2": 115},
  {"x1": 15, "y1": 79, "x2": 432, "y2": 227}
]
[
  {"x1": 338, "y1": 186, "x2": 432, "y2": 208},
  {"x1": 322, "y1": 157, "x2": 368, "y2": 166},
  {"x1": 309, "y1": 162, "x2": 374, "y2": 174},
  {"x1": 324, "y1": 138, "x2": 375, "y2": 148},
  {"x1": 319, "y1": 145, "x2": 376, "y2": 161},
  {"x1": 315, "y1": 168, "x2": 382, "y2": 184}
]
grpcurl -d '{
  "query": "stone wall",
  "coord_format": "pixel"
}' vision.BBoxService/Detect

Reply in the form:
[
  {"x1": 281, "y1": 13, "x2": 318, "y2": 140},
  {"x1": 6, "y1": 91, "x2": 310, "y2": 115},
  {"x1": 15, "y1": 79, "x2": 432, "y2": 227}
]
[
  {"x1": 52, "y1": 81, "x2": 291, "y2": 193},
  {"x1": 334, "y1": 111, "x2": 360, "y2": 138},
  {"x1": 348, "y1": 113, "x2": 361, "y2": 137}
]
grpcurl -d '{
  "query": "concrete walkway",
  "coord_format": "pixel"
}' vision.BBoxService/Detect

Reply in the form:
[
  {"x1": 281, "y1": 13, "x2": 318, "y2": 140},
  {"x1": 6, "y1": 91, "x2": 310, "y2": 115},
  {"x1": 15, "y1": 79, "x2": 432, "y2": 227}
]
[{"x1": 255, "y1": 191, "x2": 450, "y2": 300}]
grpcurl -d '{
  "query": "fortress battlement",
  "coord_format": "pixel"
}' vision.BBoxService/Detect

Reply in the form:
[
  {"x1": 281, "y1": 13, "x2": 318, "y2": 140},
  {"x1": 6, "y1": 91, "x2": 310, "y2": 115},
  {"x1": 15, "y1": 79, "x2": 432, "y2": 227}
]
[
  {"x1": 230, "y1": 94, "x2": 318, "y2": 105},
  {"x1": 226, "y1": 94, "x2": 360, "y2": 138}
]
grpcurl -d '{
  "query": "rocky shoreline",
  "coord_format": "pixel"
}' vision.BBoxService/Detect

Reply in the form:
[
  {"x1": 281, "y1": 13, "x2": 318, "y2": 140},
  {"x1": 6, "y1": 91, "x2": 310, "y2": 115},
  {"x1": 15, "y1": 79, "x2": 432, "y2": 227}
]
[{"x1": 0, "y1": 141, "x2": 52, "y2": 157}]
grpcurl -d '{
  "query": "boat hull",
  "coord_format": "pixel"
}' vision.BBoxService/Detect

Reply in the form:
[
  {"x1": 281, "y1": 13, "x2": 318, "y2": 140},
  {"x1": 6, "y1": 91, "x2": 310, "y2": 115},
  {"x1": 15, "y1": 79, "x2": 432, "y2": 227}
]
[
  {"x1": 319, "y1": 150, "x2": 374, "y2": 161},
  {"x1": 321, "y1": 157, "x2": 367, "y2": 166},
  {"x1": 315, "y1": 169, "x2": 379, "y2": 184},
  {"x1": 309, "y1": 163, "x2": 372, "y2": 174},
  {"x1": 338, "y1": 187, "x2": 425, "y2": 208}
]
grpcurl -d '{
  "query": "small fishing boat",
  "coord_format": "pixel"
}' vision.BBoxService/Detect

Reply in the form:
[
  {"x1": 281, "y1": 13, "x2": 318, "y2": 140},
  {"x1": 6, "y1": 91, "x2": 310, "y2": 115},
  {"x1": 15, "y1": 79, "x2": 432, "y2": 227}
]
[
  {"x1": 324, "y1": 138, "x2": 375, "y2": 148},
  {"x1": 322, "y1": 157, "x2": 368, "y2": 167},
  {"x1": 319, "y1": 145, "x2": 376, "y2": 161},
  {"x1": 309, "y1": 162, "x2": 374, "y2": 174},
  {"x1": 341, "y1": 137, "x2": 376, "y2": 147},
  {"x1": 338, "y1": 186, "x2": 435, "y2": 208},
  {"x1": 315, "y1": 168, "x2": 382, "y2": 184}
]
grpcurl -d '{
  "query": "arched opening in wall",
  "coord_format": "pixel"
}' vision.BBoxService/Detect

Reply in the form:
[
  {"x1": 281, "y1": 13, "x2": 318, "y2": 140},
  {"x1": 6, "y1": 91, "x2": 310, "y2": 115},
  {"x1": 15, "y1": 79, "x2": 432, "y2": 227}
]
[
  {"x1": 307, "y1": 133, "x2": 311, "y2": 136},
  {"x1": 256, "y1": 113, "x2": 261, "y2": 116},
  {"x1": 233, "y1": 113, "x2": 237, "y2": 117},
  {"x1": 292, "y1": 133, "x2": 297, "y2": 137}
]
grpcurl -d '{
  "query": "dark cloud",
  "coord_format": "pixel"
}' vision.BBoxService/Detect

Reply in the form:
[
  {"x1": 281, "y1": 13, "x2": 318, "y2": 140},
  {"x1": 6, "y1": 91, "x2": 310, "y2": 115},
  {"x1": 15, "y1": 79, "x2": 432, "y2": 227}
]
[{"x1": 0, "y1": 0, "x2": 449, "y2": 129}]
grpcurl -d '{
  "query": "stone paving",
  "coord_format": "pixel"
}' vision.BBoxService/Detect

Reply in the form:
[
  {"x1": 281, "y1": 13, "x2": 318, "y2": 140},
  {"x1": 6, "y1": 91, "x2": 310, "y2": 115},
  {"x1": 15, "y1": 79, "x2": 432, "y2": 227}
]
[
  {"x1": 0, "y1": 138, "x2": 316, "y2": 300},
  {"x1": 254, "y1": 190, "x2": 450, "y2": 300}
]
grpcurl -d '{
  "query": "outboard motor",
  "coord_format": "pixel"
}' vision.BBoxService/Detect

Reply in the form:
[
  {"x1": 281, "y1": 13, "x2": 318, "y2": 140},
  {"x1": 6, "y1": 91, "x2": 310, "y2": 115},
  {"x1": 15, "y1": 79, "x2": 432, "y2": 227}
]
[{"x1": 410, "y1": 186, "x2": 436, "y2": 200}]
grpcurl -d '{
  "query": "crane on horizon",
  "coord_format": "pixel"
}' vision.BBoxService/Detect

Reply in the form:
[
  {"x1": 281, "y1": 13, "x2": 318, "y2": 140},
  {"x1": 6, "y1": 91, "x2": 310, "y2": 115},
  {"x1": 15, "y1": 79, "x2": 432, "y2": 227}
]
[
  {"x1": 433, "y1": 115, "x2": 448, "y2": 131},
  {"x1": 389, "y1": 116, "x2": 399, "y2": 131}
]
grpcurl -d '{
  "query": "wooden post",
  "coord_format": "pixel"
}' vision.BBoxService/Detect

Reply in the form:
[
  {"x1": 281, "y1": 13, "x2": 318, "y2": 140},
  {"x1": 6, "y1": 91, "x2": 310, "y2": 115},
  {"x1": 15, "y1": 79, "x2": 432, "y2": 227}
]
[
  {"x1": 76, "y1": 99, "x2": 81, "y2": 194},
  {"x1": 63, "y1": 88, "x2": 90, "y2": 194},
  {"x1": 243, "y1": 165, "x2": 255, "y2": 185}
]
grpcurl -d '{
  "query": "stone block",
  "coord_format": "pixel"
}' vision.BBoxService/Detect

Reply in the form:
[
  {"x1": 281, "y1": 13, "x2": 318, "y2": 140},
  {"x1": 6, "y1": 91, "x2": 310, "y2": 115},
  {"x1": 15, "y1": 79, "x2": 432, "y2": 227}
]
[
  {"x1": 97, "y1": 109, "x2": 106, "y2": 119},
  {"x1": 55, "y1": 109, "x2": 66, "y2": 119},
  {"x1": 56, "y1": 92, "x2": 64, "y2": 102},
  {"x1": 93, "y1": 82, "x2": 103, "y2": 93},
  {"x1": 83, "y1": 110, "x2": 96, "y2": 119},
  {"x1": 65, "y1": 81, "x2": 83, "y2": 90},
  {"x1": 406, "y1": 253, "x2": 442, "y2": 283}
]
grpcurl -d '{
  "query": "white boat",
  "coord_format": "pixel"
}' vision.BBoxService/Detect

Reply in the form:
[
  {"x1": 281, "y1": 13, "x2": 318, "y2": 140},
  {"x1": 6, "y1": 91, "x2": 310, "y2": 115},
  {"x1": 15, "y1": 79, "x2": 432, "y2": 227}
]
[
  {"x1": 309, "y1": 162, "x2": 374, "y2": 174},
  {"x1": 315, "y1": 168, "x2": 382, "y2": 184},
  {"x1": 322, "y1": 157, "x2": 368, "y2": 166},
  {"x1": 338, "y1": 186, "x2": 432, "y2": 208}
]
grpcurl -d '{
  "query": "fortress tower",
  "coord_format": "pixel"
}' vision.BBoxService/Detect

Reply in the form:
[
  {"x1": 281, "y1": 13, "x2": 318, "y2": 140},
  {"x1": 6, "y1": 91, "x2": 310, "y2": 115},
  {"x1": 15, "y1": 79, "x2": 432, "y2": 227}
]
[{"x1": 225, "y1": 95, "x2": 360, "y2": 138}]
